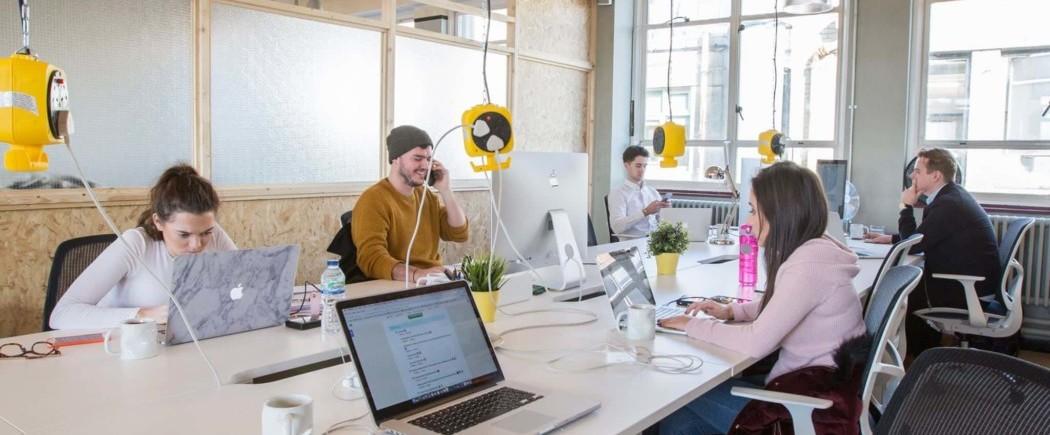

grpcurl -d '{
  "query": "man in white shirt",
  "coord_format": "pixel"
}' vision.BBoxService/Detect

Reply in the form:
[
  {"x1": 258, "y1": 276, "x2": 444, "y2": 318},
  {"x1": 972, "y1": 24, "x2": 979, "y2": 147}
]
[{"x1": 608, "y1": 146, "x2": 670, "y2": 238}]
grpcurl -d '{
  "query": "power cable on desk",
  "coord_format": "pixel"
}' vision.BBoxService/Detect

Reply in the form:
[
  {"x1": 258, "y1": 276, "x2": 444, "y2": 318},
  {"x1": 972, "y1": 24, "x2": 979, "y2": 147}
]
[
  {"x1": 544, "y1": 340, "x2": 705, "y2": 375},
  {"x1": 0, "y1": 414, "x2": 26, "y2": 435},
  {"x1": 321, "y1": 410, "x2": 374, "y2": 435}
]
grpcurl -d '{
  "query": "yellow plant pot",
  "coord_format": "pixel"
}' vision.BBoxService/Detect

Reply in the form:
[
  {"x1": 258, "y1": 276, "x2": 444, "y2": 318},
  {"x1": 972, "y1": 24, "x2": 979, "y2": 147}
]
[
  {"x1": 655, "y1": 253, "x2": 680, "y2": 275},
  {"x1": 472, "y1": 290, "x2": 500, "y2": 323}
]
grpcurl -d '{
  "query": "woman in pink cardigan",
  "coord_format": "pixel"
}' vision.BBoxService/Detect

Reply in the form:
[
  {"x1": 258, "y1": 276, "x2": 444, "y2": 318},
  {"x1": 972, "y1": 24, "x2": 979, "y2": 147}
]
[{"x1": 657, "y1": 161, "x2": 866, "y2": 435}]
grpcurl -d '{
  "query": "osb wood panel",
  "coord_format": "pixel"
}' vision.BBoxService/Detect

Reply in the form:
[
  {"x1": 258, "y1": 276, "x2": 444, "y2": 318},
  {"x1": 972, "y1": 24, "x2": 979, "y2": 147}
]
[
  {"x1": 517, "y1": 0, "x2": 591, "y2": 62},
  {"x1": 0, "y1": 191, "x2": 491, "y2": 338},
  {"x1": 515, "y1": 60, "x2": 588, "y2": 153}
]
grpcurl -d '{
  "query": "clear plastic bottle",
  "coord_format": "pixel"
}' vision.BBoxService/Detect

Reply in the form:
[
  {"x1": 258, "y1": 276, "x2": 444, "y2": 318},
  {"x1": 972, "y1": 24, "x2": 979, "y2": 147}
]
[
  {"x1": 320, "y1": 259, "x2": 346, "y2": 340},
  {"x1": 739, "y1": 224, "x2": 758, "y2": 290}
]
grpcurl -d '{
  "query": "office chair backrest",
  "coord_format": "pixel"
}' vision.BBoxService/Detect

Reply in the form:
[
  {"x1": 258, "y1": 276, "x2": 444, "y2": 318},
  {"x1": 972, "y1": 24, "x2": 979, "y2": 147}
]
[
  {"x1": 859, "y1": 265, "x2": 923, "y2": 433},
  {"x1": 325, "y1": 210, "x2": 370, "y2": 284},
  {"x1": 44, "y1": 234, "x2": 118, "y2": 331},
  {"x1": 875, "y1": 348, "x2": 1050, "y2": 435},
  {"x1": 864, "y1": 233, "x2": 923, "y2": 319},
  {"x1": 586, "y1": 215, "x2": 598, "y2": 247},
  {"x1": 996, "y1": 217, "x2": 1034, "y2": 312},
  {"x1": 603, "y1": 195, "x2": 618, "y2": 243}
]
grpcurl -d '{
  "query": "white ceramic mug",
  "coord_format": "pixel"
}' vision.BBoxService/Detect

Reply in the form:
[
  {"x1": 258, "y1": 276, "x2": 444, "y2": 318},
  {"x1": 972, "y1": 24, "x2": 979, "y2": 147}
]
[
  {"x1": 103, "y1": 318, "x2": 160, "y2": 360},
  {"x1": 261, "y1": 394, "x2": 313, "y2": 435},
  {"x1": 616, "y1": 304, "x2": 656, "y2": 342},
  {"x1": 849, "y1": 223, "x2": 868, "y2": 240}
]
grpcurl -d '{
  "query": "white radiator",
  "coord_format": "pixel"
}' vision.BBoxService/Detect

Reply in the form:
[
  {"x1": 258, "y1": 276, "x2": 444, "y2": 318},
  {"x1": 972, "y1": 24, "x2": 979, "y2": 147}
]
[{"x1": 670, "y1": 199, "x2": 736, "y2": 226}]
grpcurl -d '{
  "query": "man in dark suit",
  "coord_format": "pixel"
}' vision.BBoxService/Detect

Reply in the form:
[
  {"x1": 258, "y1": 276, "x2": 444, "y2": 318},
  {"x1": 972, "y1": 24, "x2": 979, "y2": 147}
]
[{"x1": 865, "y1": 148, "x2": 1000, "y2": 357}]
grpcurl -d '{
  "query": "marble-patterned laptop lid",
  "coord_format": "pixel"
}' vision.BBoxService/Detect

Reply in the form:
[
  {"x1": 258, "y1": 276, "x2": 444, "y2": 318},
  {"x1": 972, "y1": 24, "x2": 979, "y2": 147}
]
[{"x1": 167, "y1": 244, "x2": 300, "y2": 345}]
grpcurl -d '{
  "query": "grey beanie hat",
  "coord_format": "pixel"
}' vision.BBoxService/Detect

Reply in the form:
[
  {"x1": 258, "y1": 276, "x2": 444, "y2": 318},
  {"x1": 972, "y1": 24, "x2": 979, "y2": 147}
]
[{"x1": 387, "y1": 125, "x2": 434, "y2": 163}]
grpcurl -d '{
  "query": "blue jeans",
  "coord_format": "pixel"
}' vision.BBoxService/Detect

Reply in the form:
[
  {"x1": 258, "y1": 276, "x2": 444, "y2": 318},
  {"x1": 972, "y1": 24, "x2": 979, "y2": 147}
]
[{"x1": 659, "y1": 376, "x2": 766, "y2": 435}]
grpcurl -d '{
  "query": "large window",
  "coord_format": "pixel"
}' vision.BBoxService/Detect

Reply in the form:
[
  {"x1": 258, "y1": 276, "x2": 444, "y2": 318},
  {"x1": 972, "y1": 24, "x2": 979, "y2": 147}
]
[
  {"x1": 918, "y1": 0, "x2": 1050, "y2": 197},
  {"x1": 634, "y1": 0, "x2": 845, "y2": 187}
]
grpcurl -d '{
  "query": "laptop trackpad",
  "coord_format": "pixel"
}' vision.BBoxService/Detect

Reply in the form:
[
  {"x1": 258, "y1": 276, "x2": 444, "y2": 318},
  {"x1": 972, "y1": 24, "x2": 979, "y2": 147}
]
[{"x1": 493, "y1": 410, "x2": 556, "y2": 433}]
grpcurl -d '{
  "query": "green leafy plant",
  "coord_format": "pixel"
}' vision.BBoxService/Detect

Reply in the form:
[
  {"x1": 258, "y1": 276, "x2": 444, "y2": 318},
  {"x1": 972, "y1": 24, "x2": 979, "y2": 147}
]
[
  {"x1": 648, "y1": 221, "x2": 689, "y2": 255},
  {"x1": 460, "y1": 254, "x2": 508, "y2": 293}
]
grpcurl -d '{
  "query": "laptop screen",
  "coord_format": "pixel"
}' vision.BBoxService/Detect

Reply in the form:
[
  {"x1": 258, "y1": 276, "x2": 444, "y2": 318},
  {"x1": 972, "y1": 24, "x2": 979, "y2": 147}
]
[
  {"x1": 597, "y1": 247, "x2": 657, "y2": 317},
  {"x1": 337, "y1": 283, "x2": 503, "y2": 422}
]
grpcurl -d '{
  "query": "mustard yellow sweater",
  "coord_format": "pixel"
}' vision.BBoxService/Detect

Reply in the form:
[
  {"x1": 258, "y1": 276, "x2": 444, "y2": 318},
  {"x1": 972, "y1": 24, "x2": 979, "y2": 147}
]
[{"x1": 352, "y1": 179, "x2": 469, "y2": 279}]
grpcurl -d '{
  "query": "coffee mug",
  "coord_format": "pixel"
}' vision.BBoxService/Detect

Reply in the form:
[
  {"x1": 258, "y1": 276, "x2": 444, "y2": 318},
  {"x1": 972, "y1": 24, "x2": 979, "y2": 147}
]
[
  {"x1": 616, "y1": 304, "x2": 656, "y2": 342},
  {"x1": 849, "y1": 223, "x2": 868, "y2": 240},
  {"x1": 103, "y1": 318, "x2": 160, "y2": 360},
  {"x1": 262, "y1": 394, "x2": 313, "y2": 435}
]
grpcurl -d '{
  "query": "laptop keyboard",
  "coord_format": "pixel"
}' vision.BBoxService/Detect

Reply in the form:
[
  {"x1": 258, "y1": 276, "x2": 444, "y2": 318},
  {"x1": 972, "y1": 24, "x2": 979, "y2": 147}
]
[
  {"x1": 408, "y1": 387, "x2": 543, "y2": 434},
  {"x1": 655, "y1": 306, "x2": 684, "y2": 320}
]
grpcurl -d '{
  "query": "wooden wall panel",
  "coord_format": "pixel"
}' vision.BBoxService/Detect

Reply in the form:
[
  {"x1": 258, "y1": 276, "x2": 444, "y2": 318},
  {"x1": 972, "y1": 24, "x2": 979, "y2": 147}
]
[
  {"x1": 515, "y1": 60, "x2": 589, "y2": 153},
  {"x1": 517, "y1": 0, "x2": 591, "y2": 62},
  {"x1": 0, "y1": 191, "x2": 490, "y2": 338}
]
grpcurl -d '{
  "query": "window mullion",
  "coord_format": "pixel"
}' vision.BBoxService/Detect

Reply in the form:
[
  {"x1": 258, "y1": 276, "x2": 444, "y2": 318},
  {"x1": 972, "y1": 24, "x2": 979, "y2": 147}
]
[{"x1": 727, "y1": 0, "x2": 743, "y2": 170}]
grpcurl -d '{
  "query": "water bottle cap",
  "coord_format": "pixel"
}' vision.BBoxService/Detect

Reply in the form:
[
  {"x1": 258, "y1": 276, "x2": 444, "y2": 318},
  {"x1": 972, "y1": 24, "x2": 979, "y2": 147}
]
[{"x1": 326, "y1": 259, "x2": 339, "y2": 267}]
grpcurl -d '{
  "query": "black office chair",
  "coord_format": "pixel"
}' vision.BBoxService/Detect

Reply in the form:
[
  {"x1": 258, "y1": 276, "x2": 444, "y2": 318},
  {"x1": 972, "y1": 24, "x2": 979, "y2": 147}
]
[
  {"x1": 586, "y1": 215, "x2": 598, "y2": 247},
  {"x1": 731, "y1": 266, "x2": 923, "y2": 434},
  {"x1": 325, "y1": 210, "x2": 371, "y2": 284},
  {"x1": 43, "y1": 234, "x2": 118, "y2": 331},
  {"x1": 875, "y1": 347, "x2": 1050, "y2": 435},
  {"x1": 603, "y1": 195, "x2": 619, "y2": 243},
  {"x1": 916, "y1": 217, "x2": 1035, "y2": 349}
]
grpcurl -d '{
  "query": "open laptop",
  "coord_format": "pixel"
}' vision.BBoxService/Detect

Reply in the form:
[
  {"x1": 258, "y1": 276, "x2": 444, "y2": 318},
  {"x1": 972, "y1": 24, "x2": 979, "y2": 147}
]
[
  {"x1": 166, "y1": 245, "x2": 300, "y2": 345},
  {"x1": 597, "y1": 247, "x2": 687, "y2": 335},
  {"x1": 336, "y1": 281, "x2": 600, "y2": 435},
  {"x1": 826, "y1": 212, "x2": 882, "y2": 259},
  {"x1": 660, "y1": 208, "x2": 713, "y2": 242}
]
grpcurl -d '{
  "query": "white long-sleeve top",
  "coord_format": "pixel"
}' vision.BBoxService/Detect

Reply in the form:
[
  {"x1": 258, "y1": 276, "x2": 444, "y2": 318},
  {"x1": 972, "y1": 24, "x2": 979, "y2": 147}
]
[
  {"x1": 608, "y1": 179, "x2": 662, "y2": 237},
  {"x1": 49, "y1": 226, "x2": 237, "y2": 330}
]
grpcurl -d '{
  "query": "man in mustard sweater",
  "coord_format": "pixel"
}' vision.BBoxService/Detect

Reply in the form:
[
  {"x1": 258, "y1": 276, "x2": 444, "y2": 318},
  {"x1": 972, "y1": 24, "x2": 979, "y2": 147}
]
[{"x1": 353, "y1": 125, "x2": 470, "y2": 281}]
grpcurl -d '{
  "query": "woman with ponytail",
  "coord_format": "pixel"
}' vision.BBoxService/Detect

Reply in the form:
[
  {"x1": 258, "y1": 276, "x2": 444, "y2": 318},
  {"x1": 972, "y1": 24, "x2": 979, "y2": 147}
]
[
  {"x1": 657, "y1": 162, "x2": 866, "y2": 434},
  {"x1": 50, "y1": 164, "x2": 237, "y2": 329}
]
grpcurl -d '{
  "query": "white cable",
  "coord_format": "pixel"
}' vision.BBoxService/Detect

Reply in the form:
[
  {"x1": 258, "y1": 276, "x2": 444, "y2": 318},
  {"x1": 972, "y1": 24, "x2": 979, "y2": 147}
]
[
  {"x1": 321, "y1": 411, "x2": 374, "y2": 435},
  {"x1": 61, "y1": 127, "x2": 222, "y2": 388},
  {"x1": 0, "y1": 414, "x2": 26, "y2": 435},
  {"x1": 545, "y1": 341, "x2": 704, "y2": 375},
  {"x1": 403, "y1": 124, "x2": 464, "y2": 289}
]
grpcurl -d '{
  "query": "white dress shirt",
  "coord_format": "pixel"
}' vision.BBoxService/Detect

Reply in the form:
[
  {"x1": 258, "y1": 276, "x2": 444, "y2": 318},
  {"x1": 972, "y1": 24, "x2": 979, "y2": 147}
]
[{"x1": 608, "y1": 179, "x2": 662, "y2": 237}]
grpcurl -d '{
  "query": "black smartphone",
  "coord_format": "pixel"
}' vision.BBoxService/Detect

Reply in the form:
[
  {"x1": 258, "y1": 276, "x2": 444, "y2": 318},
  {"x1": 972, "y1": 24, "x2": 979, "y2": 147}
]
[{"x1": 427, "y1": 167, "x2": 442, "y2": 187}]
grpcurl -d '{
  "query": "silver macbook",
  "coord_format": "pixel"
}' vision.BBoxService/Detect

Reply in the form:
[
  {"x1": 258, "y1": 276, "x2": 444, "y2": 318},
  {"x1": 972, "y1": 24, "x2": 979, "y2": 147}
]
[
  {"x1": 166, "y1": 245, "x2": 300, "y2": 345},
  {"x1": 597, "y1": 247, "x2": 687, "y2": 335},
  {"x1": 660, "y1": 208, "x2": 713, "y2": 242},
  {"x1": 337, "y1": 281, "x2": 600, "y2": 435}
]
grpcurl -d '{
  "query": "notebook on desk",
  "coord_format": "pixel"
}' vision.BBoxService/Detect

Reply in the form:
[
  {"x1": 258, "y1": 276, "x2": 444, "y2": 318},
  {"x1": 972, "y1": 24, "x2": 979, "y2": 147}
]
[
  {"x1": 166, "y1": 245, "x2": 299, "y2": 345},
  {"x1": 336, "y1": 281, "x2": 600, "y2": 435}
]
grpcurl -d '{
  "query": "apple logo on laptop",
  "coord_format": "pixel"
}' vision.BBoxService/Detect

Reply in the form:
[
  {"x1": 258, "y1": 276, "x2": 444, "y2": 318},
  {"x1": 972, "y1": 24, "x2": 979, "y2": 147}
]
[{"x1": 229, "y1": 283, "x2": 244, "y2": 301}]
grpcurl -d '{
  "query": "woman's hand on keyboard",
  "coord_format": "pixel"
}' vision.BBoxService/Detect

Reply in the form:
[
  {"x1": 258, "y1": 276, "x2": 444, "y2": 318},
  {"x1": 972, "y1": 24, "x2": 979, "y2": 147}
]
[
  {"x1": 657, "y1": 316, "x2": 692, "y2": 331},
  {"x1": 684, "y1": 300, "x2": 732, "y2": 321}
]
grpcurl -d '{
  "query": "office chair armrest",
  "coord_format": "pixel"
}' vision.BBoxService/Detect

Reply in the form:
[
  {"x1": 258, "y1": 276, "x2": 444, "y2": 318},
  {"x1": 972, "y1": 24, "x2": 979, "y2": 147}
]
[
  {"x1": 931, "y1": 273, "x2": 988, "y2": 328},
  {"x1": 731, "y1": 387, "x2": 832, "y2": 435},
  {"x1": 612, "y1": 233, "x2": 645, "y2": 240}
]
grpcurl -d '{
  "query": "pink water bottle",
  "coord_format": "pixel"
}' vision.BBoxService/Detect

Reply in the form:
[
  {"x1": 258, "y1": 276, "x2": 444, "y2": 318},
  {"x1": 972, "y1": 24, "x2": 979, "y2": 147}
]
[{"x1": 739, "y1": 224, "x2": 758, "y2": 289}]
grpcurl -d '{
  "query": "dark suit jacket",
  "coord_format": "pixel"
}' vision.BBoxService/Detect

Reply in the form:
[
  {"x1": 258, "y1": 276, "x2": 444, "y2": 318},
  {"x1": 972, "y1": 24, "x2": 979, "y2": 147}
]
[{"x1": 892, "y1": 182, "x2": 999, "y2": 307}]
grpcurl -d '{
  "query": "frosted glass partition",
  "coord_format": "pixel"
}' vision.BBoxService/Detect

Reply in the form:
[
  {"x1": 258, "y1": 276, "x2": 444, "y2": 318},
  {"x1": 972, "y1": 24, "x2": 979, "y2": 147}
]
[
  {"x1": 0, "y1": 0, "x2": 192, "y2": 188},
  {"x1": 394, "y1": 36, "x2": 508, "y2": 181},
  {"x1": 210, "y1": 4, "x2": 382, "y2": 185}
]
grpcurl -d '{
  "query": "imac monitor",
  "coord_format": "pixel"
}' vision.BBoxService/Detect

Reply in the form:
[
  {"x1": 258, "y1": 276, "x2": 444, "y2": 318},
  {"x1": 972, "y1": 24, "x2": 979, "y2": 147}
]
[
  {"x1": 491, "y1": 152, "x2": 589, "y2": 272},
  {"x1": 816, "y1": 160, "x2": 848, "y2": 220}
]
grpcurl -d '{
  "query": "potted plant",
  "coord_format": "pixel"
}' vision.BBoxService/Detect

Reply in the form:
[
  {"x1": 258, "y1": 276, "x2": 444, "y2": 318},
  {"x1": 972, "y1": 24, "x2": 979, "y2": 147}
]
[
  {"x1": 649, "y1": 221, "x2": 689, "y2": 275},
  {"x1": 461, "y1": 254, "x2": 508, "y2": 323}
]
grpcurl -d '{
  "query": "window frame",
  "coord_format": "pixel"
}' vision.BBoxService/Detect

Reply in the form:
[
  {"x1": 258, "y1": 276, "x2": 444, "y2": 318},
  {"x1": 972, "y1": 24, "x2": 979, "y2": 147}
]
[
  {"x1": 1, "y1": 0, "x2": 592, "y2": 210},
  {"x1": 630, "y1": 0, "x2": 853, "y2": 191},
  {"x1": 908, "y1": 0, "x2": 1050, "y2": 206}
]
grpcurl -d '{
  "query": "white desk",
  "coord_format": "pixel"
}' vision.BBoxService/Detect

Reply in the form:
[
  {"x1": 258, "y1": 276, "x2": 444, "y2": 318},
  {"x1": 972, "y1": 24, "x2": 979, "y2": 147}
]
[{"x1": 0, "y1": 240, "x2": 891, "y2": 435}]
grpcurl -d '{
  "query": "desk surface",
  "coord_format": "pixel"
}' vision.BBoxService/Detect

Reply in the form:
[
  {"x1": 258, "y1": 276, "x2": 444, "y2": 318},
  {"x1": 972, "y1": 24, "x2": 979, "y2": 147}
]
[{"x1": 1, "y1": 239, "x2": 891, "y2": 435}]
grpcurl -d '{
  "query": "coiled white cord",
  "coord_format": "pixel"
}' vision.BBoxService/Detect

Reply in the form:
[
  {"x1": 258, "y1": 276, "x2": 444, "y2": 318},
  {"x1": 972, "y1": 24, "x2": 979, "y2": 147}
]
[
  {"x1": 59, "y1": 114, "x2": 223, "y2": 388},
  {"x1": 403, "y1": 125, "x2": 463, "y2": 289},
  {"x1": 0, "y1": 413, "x2": 26, "y2": 435},
  {"x1": 545, "y1": 340, "x2": 704, "y2": 375}
]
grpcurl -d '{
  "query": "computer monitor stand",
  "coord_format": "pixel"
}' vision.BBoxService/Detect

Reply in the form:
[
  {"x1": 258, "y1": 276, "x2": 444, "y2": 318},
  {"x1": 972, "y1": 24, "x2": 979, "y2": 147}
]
[{"x1": 547, "y1": 209, "x2": 604, "y2": 302}]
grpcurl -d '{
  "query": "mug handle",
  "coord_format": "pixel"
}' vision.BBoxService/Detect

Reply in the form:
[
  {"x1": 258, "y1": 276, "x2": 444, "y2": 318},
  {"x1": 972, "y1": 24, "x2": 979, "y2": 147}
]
[
  {"x1": 103, "y1": 329, "x2": 119, "y2": 355},
  {"x1": 615, "y1": 311, "x2": 628, "y2": 331}
]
